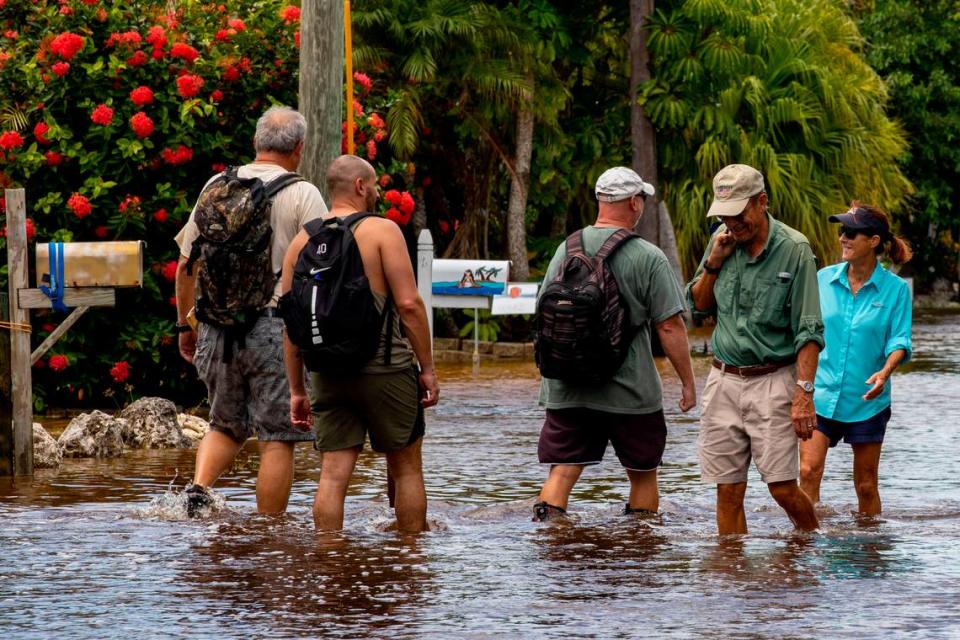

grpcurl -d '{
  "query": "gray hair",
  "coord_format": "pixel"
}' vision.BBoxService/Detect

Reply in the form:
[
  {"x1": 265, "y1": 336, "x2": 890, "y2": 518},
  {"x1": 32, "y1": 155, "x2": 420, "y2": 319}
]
[{"x1": 253, "y1": 106, "x2": 306, "y2": 154}]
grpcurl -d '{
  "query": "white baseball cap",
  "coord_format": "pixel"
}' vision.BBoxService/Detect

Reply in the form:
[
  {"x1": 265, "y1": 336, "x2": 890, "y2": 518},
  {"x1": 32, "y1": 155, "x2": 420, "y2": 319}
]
[{"x1": 595, "y1": 167, "x2": 655, "y2": 202}]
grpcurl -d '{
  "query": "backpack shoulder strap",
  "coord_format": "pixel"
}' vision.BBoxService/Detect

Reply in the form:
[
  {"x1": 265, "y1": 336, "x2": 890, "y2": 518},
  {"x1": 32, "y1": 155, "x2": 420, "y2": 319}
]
[
  {"x1": 263, "y1": 171, "x2": 303, "y2": 199},
  {"x1": 303, "y1": 217, "x2": 326, "y2": 237},
  {"x1": 343, "y1": 211, "x2": 378, "y2": 229},
  {"x1": 595, "y1": 228, "x2": 638, "y2": 261},
  {"x1": 565, "y1": 230, "x2": 585, "y2": 257}
]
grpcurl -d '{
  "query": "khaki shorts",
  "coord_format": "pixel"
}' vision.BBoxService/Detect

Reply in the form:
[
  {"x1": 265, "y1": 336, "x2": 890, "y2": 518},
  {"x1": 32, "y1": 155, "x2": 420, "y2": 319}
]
[
  {"x1": 698, "y1": 364, "x2": 798, "y2": 484},
  {"x1": 310, "y1": 365, "x2": 424, "y2": 453}
]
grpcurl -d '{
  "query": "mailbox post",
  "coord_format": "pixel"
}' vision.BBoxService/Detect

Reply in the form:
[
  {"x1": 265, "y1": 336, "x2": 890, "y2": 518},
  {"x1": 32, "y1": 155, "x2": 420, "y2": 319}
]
[{"x1": 2, "y1": 188, "x2": 143, "y2": 476}]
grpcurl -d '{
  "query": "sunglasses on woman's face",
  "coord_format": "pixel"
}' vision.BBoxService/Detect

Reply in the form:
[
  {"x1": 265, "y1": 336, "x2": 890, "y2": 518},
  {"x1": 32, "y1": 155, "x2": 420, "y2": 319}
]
[{"x1": 838, "y1": 226, "x2": 866, "y2": 240}]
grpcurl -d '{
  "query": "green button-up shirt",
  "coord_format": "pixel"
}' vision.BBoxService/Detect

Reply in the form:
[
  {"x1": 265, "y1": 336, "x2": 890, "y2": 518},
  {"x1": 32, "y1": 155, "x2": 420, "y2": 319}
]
[{"x1": 685, "y1": 215, "x2": 824, "y2": 366}]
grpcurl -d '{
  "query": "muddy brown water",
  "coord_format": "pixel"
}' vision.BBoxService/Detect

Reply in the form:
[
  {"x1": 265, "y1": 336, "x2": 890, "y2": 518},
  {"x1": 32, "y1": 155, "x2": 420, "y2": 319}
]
[{"x1": 1, "y1": 313, "x2": 959, "y2": 638}]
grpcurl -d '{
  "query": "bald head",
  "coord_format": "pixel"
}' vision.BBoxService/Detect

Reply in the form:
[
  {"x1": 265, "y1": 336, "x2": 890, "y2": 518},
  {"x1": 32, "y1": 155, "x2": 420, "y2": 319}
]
[{"x1": 326, "y1": 155, "x2": 376, "y2": 197}]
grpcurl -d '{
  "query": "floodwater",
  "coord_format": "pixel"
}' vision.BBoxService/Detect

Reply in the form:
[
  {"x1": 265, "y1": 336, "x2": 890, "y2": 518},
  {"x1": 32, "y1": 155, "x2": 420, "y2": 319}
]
[{"x1": 2, "y1": 314, "x2": 959, "y2": 639}]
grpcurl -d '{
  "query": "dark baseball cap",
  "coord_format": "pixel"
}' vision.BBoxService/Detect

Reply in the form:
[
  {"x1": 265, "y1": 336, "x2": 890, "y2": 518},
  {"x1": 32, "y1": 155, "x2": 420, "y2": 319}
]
[{"x1": 828, "y1": 207, "x2": 890, "y2": 238}]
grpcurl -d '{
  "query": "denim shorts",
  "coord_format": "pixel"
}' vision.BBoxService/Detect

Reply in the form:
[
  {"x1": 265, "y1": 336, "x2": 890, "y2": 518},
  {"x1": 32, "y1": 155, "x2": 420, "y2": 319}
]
[{"x1": 816, "y1": 406, "x2": 891, "y2": 448}]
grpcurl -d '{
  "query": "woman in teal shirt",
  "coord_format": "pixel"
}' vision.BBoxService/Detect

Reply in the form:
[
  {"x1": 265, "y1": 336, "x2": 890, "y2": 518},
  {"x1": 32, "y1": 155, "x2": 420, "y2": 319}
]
[{"x1": 800, "y1": 203, "x2": 913, "y2": 516}]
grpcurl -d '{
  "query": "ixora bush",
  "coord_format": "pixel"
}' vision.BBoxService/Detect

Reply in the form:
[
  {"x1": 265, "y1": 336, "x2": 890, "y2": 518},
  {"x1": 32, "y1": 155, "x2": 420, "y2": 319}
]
[{"x1": 0, "y1": 0, "x2": 415, "y2": 410}]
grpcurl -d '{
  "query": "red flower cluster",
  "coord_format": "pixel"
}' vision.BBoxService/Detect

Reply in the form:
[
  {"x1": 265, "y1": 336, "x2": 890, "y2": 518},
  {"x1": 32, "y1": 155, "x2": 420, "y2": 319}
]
[
  {"x1": 50, "y1": 32, "x2": 84, "y2": 60},
  {"x1": 161, "y1": 259, "x2": 178, "y2": 282},
  {"x1": 222, "y1": 65, "x2": 240, "y2": 82},
  {"x1": 129, "y1": 86, "x2": 154, "y2": 106},
  {"x1": 161, "y1": 144, "x2": 193, "y2": 165},
  {"x1": 170, "y1": 42, "x2": 199, "y2": 63},
  {"x1": 1, "y1": 218, "x2": 36, "y2": 241},
  {"x1": 366, "y1": 113, "x2": 386, "y2": 130},
  {"x1": 211, "y1": 162, "x2": 226, "y2": 172},
  {"x1": 146, "y1": 26, "x2": 167, "y2": 48},
  {"x1": 215, "y1": 29, "x2": 233, "y2": 42},
  {"x1": 228, "y1": 18, "x2": 245, "y2": 31},
  {"x1": 383, "y1": 190, "x2": 415, "y2": 226},
  {"x1": 366, "y1": 139, "x2": 377, "y2": 160},
  {"x1": 94, "y1": 225, "x2": 109, "y2": 238},
  {"x1": 118, "y1": 195, "x2": 141, "y2": 213},
  {"x1": 210, "y1": 89, "x2": 224, "y2": 102},
  {"x1": 176, "y1": 74, "x2": 204, "y2": 98},
  {"x1": 281, "y1": 5, "x2": 301, "y2": 23},
  {"x1": 130, "y1": 111, "x2": 154, "y2": 138},
  {"x1": 51, "y1": 61, "x2": 70, "y2": 77},
  {"x1": 353, "y1": 71, "x2": 372, "y2": 95},
  {"x1": 0, "y1": 130, "x2": 24, "y2": 150},
  {"x1": 153, "y1": 208, "x2": 168, "y2": 223},
  {"x1": 34, "y1": 122, "x2": 51, "y2": 145},
  {"x1": 49, "y1": 354, "x2": 69, "y2": 372},
  {"x1": 68, "y1": 193, "x2": 92, "y2": 218},
  {"x1": 45, "y1": 150, "x2": 63, "y2": 166},
  {"x1": 90, "y1": 104, "x2": 114, "y2": 126},
  {"x1": 106, "y1": 31, "x2": 142, "y2": 48},
  {"x1": 110, "y1": 361, "x2": 130, "y2": 383},
  {"x1": 126, "y1": 50, "x2": 148, "y2": 67}
]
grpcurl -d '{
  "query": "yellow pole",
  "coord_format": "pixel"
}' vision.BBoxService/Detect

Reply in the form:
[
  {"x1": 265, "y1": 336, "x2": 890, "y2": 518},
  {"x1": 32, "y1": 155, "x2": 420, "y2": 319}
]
[{"x1": 344, "y1": 0, "x2": 355, "y2": 155}]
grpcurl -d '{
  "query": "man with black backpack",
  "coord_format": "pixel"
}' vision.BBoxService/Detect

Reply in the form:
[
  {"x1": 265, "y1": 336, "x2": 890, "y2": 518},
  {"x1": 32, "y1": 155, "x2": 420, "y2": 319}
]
[
  {"x1": 532, "y1": 167, "x2": 697, "y2": 522},
  {"x1": 174, "y1": 106, "x2": 328, "y2": 516},
  {"x1": 280, "y1": 154, "x2": 438, "y2": 533}
]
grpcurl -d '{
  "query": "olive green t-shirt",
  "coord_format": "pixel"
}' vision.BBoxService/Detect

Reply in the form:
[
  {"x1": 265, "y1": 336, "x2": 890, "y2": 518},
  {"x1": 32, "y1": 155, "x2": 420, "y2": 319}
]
[
  {"x1": 538, "y1": 226, "x2": 686, "y2": 415},
  {"x1": 685, "y1": 215, "x2": 824, "y2": 366}
]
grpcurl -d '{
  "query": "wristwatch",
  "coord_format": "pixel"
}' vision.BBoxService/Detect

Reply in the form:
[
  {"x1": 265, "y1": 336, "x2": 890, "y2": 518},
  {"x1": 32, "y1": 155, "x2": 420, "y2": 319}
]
[
  {"x1": 704, "y1": 261, "x2": 722, "y2": 275},
  {"x1": 175, "y1": 323, "x2": 193, "y2": 333},
  {"x1": 796, "y1": 380, "x2": 814, "y2": 393}
]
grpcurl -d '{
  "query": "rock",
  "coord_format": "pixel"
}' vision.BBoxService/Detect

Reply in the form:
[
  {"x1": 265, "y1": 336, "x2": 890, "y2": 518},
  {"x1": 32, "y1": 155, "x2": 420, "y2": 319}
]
[
  {"x1": 433, "y1": 337, "x2": 461, "y2": 351},
  {"x1": 59, "y1": 411, "x2": 126, "y2": 458},
  {"x1": 434, "y1": 349, "x2": 474, "y2": 363},
  {"x1": 493, "y1": 342, "x2": 525, "y2": 358},
  {"x1": 119, "y1": 397, "x2": 191, "y2": 449},
  {"x1": 178, "y1": 413, "x2": 210, "y2": 443},
  {"x1": 33, "y1": 423, "x2": 62, "y2": 469}
]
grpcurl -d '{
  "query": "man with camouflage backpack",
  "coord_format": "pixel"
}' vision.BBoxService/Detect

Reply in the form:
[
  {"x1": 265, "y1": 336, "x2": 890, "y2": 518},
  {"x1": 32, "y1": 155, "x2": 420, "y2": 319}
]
[
  {"x1": 174, "y1": 106, "x2": 328, "y2": 515},
  {"x1": 532, "y1": 167, "x2": 697, "y2": 521}
]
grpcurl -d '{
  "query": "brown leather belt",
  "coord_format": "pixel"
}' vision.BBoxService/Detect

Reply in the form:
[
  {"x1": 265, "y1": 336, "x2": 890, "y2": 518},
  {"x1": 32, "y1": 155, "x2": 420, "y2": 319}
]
[{"x1": 712, "y1": 358, "x2": 793, "y2": 377}]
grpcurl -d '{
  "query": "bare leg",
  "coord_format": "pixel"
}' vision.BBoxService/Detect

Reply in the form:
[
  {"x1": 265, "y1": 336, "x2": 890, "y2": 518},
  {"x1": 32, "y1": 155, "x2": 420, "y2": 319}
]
[
  {"x1": 538, "y1": 464, "x2": 585, "y2": 511},
  {"x1": 768, "y1": 480, "x2": 819, "y2": 531},
  {"x1": 799, "y1": 431, "x2": 830, "y2": 504},
  {"x1": 626, "y1": 469, "x2": 659, "y2": 512},
  {"x1": 385, "y1": 437, "x2": 428, "y2": 533},
  {"x1": 852, "y1": 442, "x2": 883, "y2": 516},
  {"x1": 192, "y1": 430, "x2": 244, "y2": 488},
  {"x1": 256, "y1": 440, "x2": 296, "y2": 513},
  {"x1": 313, "y1": 447, "x2": 361, "y2": 530},
  {"x1": 717, "y1": 482, "x2": 748, "y2": 535}
]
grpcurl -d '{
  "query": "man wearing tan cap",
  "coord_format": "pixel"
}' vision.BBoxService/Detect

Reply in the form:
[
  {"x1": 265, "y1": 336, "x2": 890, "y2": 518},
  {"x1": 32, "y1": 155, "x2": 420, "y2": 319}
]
[
  {"x1": 533, "y1": 166, "x2": 697, "y2": 521},
  {"x1": 687, "y1": 164, "x2": 824, "y2": 535}
]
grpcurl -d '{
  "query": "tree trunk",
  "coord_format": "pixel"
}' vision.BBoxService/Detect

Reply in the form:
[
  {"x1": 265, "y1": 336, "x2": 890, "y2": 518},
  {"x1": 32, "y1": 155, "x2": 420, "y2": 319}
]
[
  {"x1": 298, "y1": 0, "x2": 343, "y2": 202},
  {"x1": 506, "y1": 72, "x2": 535, "y2": 282},
  {"x1": 630, "y1": 0, "x2": 659, "y2": 244},
  {"x1": 630, "y1": 0, "x2": 685, "y2": 280}
]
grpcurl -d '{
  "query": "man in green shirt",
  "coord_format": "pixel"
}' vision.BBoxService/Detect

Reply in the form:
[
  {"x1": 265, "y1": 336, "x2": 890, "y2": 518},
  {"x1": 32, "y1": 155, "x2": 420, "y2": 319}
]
[
  {"x1": 534, "y1": 167, "x2": 697, "y2": 521},
  {"x1": 687, "y1": 164, "x2": 824, "y2": 534}
]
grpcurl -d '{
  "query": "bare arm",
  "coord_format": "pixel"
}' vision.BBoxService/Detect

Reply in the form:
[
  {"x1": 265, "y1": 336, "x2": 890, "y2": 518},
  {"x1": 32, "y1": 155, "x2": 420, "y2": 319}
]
[
  {"x1": 791, "y1": 341, "x2": 821, "y2": 440},
  {"x1": 280, "y1": 230, "x2": 313, "y2": 429},
  {"x1": 656, "y1": 313, "x2": 696, "y2": 412},
  {"x1": 380, "y1": 224, "x2": 439, "y2": 407},
  {"x1": 175, "y1": 256, "x2": 197, "y2": 363},
  {"x1": 863, "y1": 348, "x2": 907, "y2": 401}
]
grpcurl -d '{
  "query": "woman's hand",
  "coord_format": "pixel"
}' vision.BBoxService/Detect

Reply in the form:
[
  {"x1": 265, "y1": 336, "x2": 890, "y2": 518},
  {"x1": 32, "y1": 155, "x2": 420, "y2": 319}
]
[{"x1": 863, "y1": 370, "x2": 888, "y2": 400}]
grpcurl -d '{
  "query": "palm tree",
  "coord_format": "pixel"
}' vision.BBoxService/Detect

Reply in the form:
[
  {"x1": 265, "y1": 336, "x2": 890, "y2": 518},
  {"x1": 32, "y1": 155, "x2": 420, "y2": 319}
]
[{"x1": 642, "y1": 0, "x2": 910, "y2": 274}]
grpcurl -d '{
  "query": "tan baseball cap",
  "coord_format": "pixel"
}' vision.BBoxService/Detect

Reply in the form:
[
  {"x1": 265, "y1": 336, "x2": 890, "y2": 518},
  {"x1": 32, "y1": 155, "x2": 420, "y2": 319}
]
[
  {"x1": 595, "y1": 167, "x2": 655, "y2": 202},
  {"x1": 707, "y1": 164, "x2": 765, "y2": 216}
]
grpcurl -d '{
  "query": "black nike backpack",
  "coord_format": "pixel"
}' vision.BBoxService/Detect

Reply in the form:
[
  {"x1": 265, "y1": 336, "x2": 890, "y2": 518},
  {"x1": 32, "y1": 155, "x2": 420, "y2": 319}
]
[
  {"x1": 534, "y1": 228, "x2": 638, "y2": 385},
  {"x1": 279, "y1": 212, "x2": 393, "y2": 374}
]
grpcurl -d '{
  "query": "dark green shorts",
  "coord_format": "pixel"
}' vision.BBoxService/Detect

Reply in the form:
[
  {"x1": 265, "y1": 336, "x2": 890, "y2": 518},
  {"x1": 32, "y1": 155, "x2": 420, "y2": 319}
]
[{"x1": 310, "y1": 365, "x2": 425, "y2": 453}]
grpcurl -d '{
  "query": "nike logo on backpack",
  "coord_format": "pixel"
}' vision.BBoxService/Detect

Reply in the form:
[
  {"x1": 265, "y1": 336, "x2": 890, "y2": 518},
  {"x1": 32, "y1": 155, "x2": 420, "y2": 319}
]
[{"x1": 309, "y1": 267, "x2": 331, "y2": 275}]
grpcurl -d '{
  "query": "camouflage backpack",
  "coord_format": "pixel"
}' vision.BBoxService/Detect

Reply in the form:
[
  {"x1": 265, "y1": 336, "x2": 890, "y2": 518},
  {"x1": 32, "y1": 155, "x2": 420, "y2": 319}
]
[{"x1": 186, "y1": 167, "x2": 302, "y2": 358}]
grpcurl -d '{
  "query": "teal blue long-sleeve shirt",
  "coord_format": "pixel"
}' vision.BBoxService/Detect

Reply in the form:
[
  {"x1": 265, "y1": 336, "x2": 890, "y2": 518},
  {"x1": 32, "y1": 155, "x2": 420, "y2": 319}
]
[{"x1": 814, "y1": 262, "x2": 912, "y2": 422}]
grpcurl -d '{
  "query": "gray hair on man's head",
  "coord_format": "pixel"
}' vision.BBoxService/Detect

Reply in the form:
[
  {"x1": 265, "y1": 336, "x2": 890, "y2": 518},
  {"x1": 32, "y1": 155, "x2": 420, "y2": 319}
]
[{"x1": 253, "y1": 106, "x2": 306, "y2": 154}]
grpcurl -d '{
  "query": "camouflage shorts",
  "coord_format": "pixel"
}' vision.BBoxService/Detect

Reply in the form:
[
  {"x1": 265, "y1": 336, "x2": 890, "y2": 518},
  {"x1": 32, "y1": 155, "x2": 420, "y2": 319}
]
[{"x1": 194, "y1": 316, "x2": 312, "y2": 443}]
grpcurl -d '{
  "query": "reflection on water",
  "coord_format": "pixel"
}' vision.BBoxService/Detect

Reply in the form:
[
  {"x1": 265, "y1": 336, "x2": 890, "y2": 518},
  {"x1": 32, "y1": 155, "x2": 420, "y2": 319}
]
[{"x1": 1, "y1": 313, "x2": 959, "y2": 638}]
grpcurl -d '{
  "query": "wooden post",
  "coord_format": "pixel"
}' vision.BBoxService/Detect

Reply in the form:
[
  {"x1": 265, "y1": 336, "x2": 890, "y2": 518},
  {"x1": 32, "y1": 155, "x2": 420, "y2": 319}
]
[
  {"x1": 5, "y1": 189, "x2": 33, "y2": 476},
  {"x1": 344, "y1": 0, "x2": 355, "y2": 155},
  {"x1": 0, "y1": 292, "x2": 13, "y2": 476},
  {"x1": 417, "y1": 228, "x2": 434, "y2": 341}
]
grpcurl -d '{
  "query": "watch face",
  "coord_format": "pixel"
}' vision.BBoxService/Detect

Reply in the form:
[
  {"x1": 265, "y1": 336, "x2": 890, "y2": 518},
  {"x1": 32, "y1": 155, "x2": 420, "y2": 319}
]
[{"x1": 798, "y1": 381, "x2": 814, "y2": 393}]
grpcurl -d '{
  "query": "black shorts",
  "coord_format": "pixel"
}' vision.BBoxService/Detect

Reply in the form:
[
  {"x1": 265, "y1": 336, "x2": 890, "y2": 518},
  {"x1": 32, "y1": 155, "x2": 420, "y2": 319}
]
[
  {"x1": 816, "y1": 406, "x2": 891, "y2": 448},
  {"x1": 538, "y1": 408, "x2": 667, "y2": 471}
]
